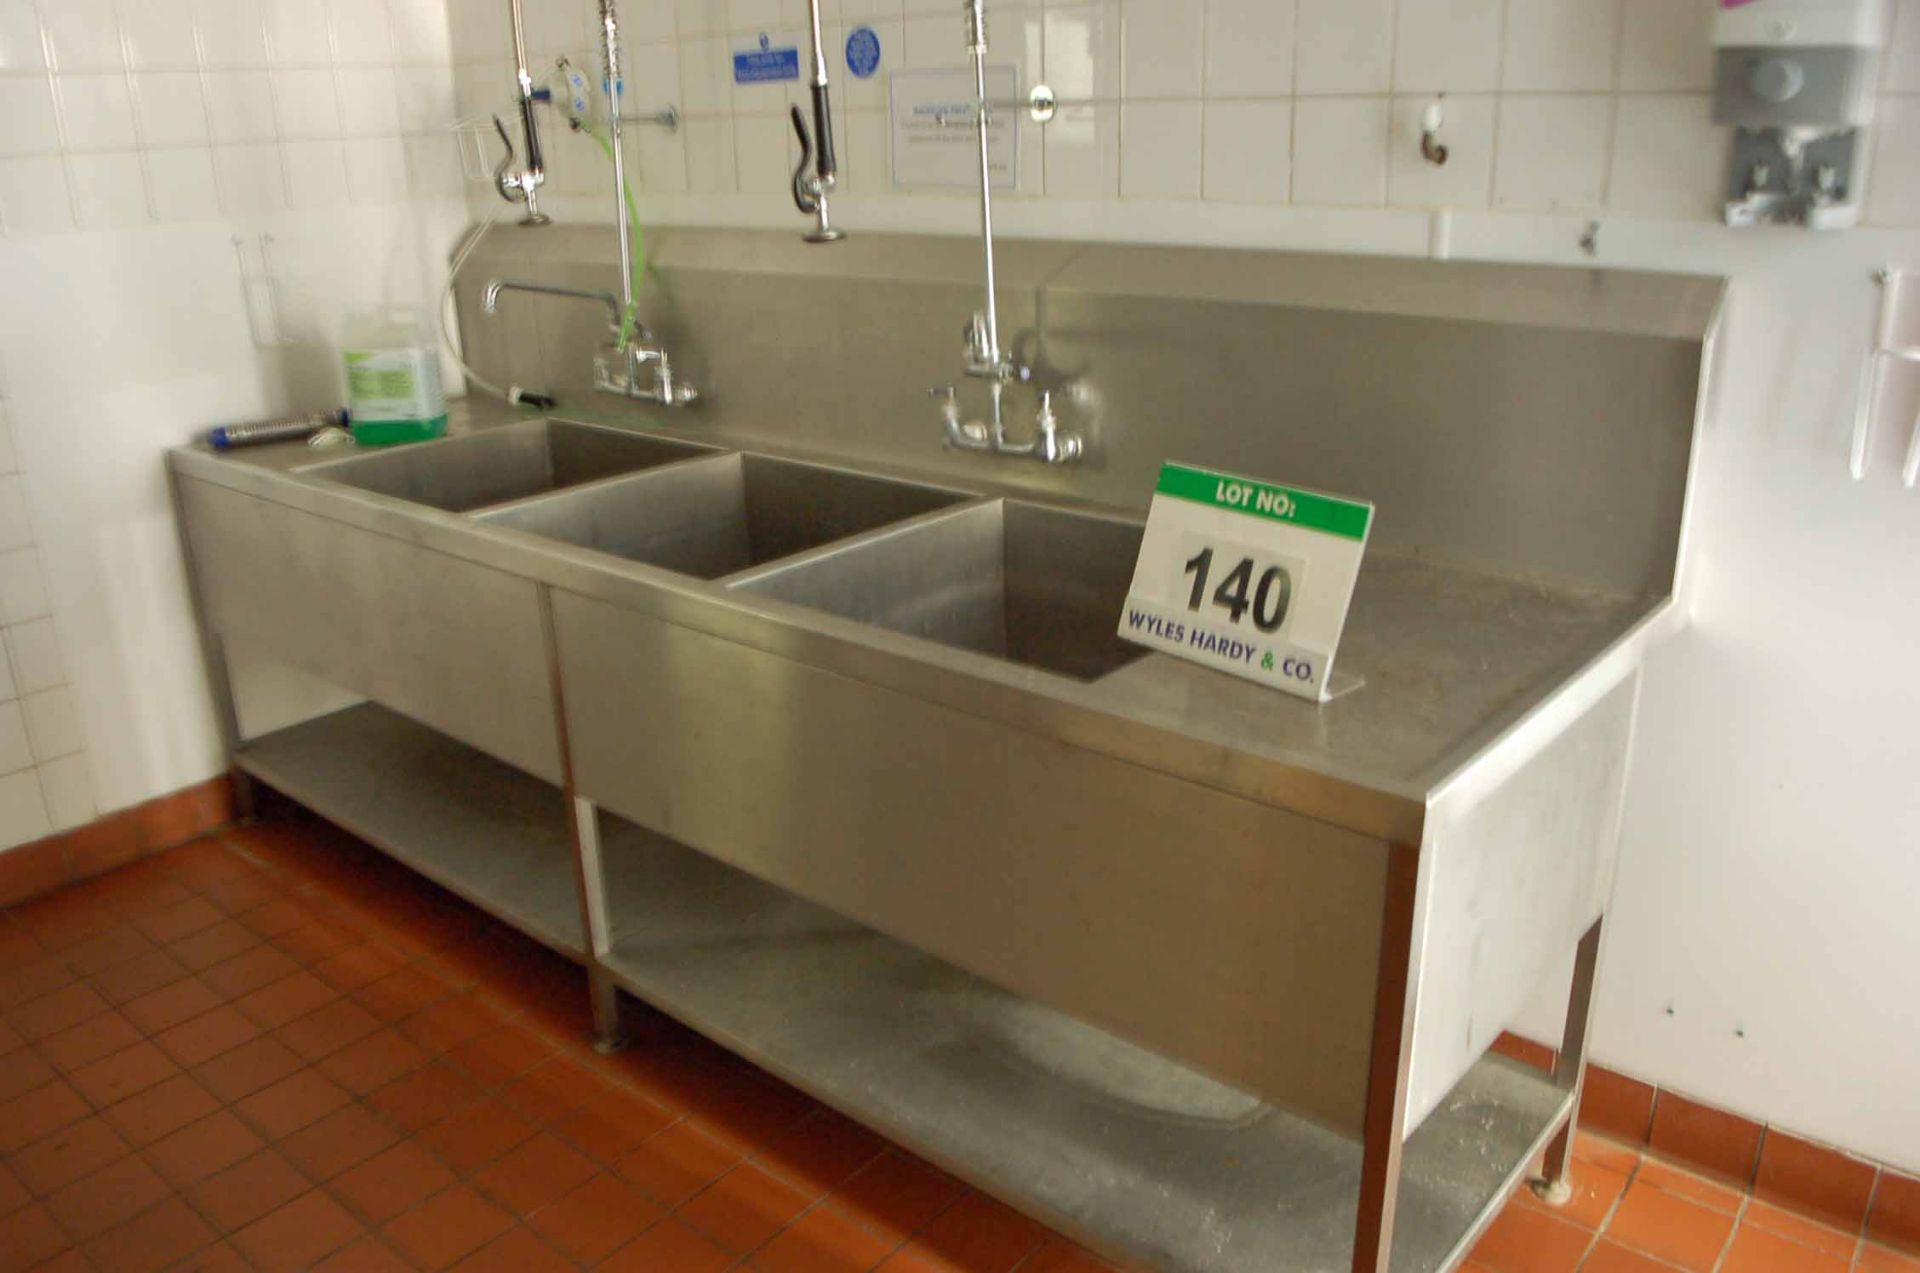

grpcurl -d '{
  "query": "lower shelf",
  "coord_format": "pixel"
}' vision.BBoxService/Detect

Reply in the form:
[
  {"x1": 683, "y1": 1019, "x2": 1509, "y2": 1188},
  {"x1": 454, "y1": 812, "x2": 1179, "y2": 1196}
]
[
  {"x1": 236, "y1": 703, "x2": 587, "y2": 960},
  {"x1": 596, "y1": 819, "x2": 1571, "y2": 1273},
  {"x1": 239, "y1": 702, "x2": 1569, "y2": 1273}
]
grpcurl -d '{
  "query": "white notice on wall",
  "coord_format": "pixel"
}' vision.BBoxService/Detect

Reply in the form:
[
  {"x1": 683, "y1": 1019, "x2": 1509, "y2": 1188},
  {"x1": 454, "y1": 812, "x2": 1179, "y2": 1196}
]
[{"x1": 889, "y1": 66, "x2": 1019, "y2": 191}]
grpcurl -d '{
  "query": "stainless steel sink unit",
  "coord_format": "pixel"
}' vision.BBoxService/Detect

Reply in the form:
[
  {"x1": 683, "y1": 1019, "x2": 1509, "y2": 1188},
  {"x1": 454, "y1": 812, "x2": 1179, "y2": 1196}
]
[
  {"x1": 170, "y1": 228, "x2": 1724, "y2": 1273},
  {"x1": 305, "y1": 417, "x2": 712, "y2": 512},
  {"x1": 478, "y1": 453, "x2": 970, "y2": 579}
]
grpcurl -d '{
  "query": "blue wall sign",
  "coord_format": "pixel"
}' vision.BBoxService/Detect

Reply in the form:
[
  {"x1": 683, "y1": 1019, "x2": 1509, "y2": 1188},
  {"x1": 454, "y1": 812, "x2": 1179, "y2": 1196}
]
[
  {"x1": 846, "y1": 26, "x2": 882, "y2": 79},
  {"x1": 734, "y1": 33, "x2": 800, "y2": 84}
]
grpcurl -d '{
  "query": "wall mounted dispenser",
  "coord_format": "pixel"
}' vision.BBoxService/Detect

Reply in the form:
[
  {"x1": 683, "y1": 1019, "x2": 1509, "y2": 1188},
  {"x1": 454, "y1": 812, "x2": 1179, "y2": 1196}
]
[{"x1": 1713, "y1": 0, "x2": 1889, "y2": 229}]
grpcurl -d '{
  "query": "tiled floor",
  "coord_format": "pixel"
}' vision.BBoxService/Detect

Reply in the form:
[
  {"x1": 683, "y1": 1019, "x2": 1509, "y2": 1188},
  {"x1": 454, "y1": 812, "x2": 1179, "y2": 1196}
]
[{"x1": 0, "y1": 813, "x2": 1911, "y2": 1273}]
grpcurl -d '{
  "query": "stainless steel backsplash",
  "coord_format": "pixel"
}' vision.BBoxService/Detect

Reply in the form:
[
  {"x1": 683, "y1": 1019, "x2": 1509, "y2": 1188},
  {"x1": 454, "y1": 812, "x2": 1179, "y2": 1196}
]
[{"x1": 453, "y1": 223, "x2": 1722, "y2": 599}]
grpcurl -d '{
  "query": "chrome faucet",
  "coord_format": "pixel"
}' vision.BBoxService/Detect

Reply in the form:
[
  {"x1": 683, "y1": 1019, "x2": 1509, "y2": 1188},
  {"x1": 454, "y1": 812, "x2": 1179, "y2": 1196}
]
[
  {"x1": 481, "y1": 278, "x2": 698, "y2": 408},
  {"x1": 929, "y1": 0, "x2": 1082, "y2": 465},
  {"x1": 788, "y1": 0, "x2": 844, "y2": 242},
  {"x1": 493, "y1": 0, "x2": 549, "y2": 224}
]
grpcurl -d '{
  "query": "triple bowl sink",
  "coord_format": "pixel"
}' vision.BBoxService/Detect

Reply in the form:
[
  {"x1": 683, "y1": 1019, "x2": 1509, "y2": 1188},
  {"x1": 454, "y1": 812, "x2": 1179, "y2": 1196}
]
[{"x1": 299, "y1": 418, "x2": 1149, "y2": 683}]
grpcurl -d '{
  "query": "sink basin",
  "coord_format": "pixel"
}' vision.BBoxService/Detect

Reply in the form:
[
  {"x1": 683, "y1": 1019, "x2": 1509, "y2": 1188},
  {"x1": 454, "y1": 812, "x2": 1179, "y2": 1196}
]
[
  {"x1": 301, "y1": 419, "x2": 714, "y2": 512},
  {"x1": 476, "y1": 453, "x2": 972, "y2": 580},
  {"x1": 734, "y1": 500, "x2": 1148, "y2": 681}
]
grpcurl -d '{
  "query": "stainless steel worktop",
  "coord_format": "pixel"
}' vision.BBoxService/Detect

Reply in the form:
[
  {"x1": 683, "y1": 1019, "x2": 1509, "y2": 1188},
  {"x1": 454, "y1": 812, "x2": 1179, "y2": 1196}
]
[{"x1": 172, "y1": 398, "x2": 1659, "y2": 845}]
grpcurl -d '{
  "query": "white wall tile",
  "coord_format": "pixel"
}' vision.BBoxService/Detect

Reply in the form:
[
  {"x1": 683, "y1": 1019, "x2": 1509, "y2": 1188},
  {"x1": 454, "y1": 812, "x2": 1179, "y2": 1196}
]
[
  {"x1": 56, "y1": 75, "x2": 140, "y2": 151},
  {"x1": 0, "y1": 155, "x2": 71, "y2": 232},
  {"x1": 1120, "y1": 98, "x2": 1200, "y2": 198},
  {"x1": 0, "y1": 768, "x2": 53, "y2": 850},
  {"x1": 0, "y1": 549, "x2": 48, "y2": 624},
  {"x1": 67, "y1": 151, "x2": 149, "y2": 227},
  {"x1": 7, "y1": 617, "x2": 64, "y2": 693},
  {"x1": 1201, "y1": 99, "x2": 1288, "y2": 203},
  {"x1": 1295, "y1": 0, "x2": 1392, "y2": 95},
  {"x1": 1393, "y1": 0, "x2": 1503, "y2": 94},
  {"x1": 678, "y1": 0, "x2": 722, "y2": 37},
  {"x1": 337, "y1": 67, "x2": 400, "y2": 134},
  {"x1": 42, "y1": 0, "x2": 125, "y2": 71},
  {"x1": 1386, "y1": 92, "x2": 1494, "y2": 208},
  {"x1": 0, "y1": 411, "x2": 13, "y2": 472},
  {"x1": 1503, "y1": 0, "x2": 1620, "y2": 93},
  {"x1": 684, "y1": 115, "x2": 736, "y2": 190},
  {"x1": 344, "y1": 136, "x2": 406, "y2": 199},
  {"x1": 395, "y1": 66, "x2": 454, "y2": 132},
  {"x1": 1884, "y1": 0, "x2": 1920, "y2": 93},
  {"x1": 1202, "y1": 0, "x2": 1291, "y2": 97},
  {"x1": 0, "y1": 0, "x2": 46, "y2": 72},
  {"x1": 205, "y1": 71, "x2": 278, "y2": 141},
  {"x1": 0, "y1": 476, "x2": 32, "y2": 551},
  {"x1": 836, "y1": 107, "x2": 885, "y2": 194},
  {"x1": 281, "y1": 137, "x2": 350, "y2": 205},
  {"x1": 1493, "y1": 93, "x2": 1611, "y2": 209},
  {"x1": 194, "y1": 0, "x2": 270, "y2": 67},
  {"x1": 1044, "y1": 3, "x2": 1120, "y2": 101},
  {"x1": 678, "y1": 37, "x2": 731, "y2": 113},
  {"x1": 330, "y1": 0, "x2": 394, "y2": 64},
  {"x1": 213, "y1": 139, "x2": 286, "y2": 212},
  {"x1": 622, "y1": 0, "x2": 676, "y2": 45},
  {"x1": 1046, "y1": 102, "x2": 1120, "y2": 198},
  {"x1": 37, "y1": 753, "x2": 94, "y2": 833},
  {"x1": 22, "y1": 687, "x2": 81, "y2": 761},
  {"x1": 390, "y1": 0, "x2": 452, "y2": 63},
  {"x1": 1618, "y1": 0, "x2": 1713, "y2": 92},
  {"x1": 1608, "y1": 94, "x2": 1724, "y2": 219},
  {"x1": 0, "y1": 632, "x2": 15, "y2": 699},
  {"x1": 733, "y1": 112, "x2": 789, "y2": 191},
  {"x1": 143, "y1": 144, "x2": 218, "y2": 219},
  {"x1": 835, "y1": 16, "x2": 899, "y2": 108},
  {"x1": 1292, "y1": 95, "x2": 1389, "y2": 205},
  {"x1": 266, "y1": 0, "x2": 335, "y2": 64},
  {"x1": 402, "y1": 133, "x2": 461, "y2": 195},
  {"x1": 1867, "y1": 96, "x2": 1920, "y2": 227},
  {"x1": 133, "y1": 72, "x2": 211, "y2": 146},
  {"x1": 626, "y1": 121, "x2": 690, "y2": 194},
  {"x1": 0, "y1": 78, "x2": 61, "y2": 156},
  {"x1": 1121, "y1": 0, "x2": 1200, "y2": 99},
  {"x1": 273, "y1": 67, "x2": 341, "y2": 137},
  {"x1": 0, "y1": 703, "x2": 30, "y2": 776},
  {"x1": 121, "y1": 0, "x2": 199, "y2": 69}
]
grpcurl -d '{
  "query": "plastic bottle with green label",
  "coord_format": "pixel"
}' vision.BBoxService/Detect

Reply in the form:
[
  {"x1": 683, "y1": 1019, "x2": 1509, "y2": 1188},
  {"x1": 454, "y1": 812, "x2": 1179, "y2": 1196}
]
[{"x1": 341, "y1": 310, "x2": 447, "y2": 446}]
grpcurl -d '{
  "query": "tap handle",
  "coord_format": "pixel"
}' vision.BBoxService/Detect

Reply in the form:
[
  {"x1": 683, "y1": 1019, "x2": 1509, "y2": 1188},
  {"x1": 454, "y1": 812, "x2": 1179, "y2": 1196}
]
[
  {"x1": 491, "y1": 114, "x2": 522, "y2": 202},
  {"x1": 790, "y1": 106, "x2": 820, "y2": 214},
  {"x1": 810, "y1": 82, "x2": 837, "y2": 183}
]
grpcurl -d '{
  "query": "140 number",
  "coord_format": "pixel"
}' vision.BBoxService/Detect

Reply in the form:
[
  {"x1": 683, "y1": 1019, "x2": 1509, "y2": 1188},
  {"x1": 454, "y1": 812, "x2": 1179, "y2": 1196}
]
[{"x1": 1183, "y1": 547, "x2": 1292, "y2": 633}]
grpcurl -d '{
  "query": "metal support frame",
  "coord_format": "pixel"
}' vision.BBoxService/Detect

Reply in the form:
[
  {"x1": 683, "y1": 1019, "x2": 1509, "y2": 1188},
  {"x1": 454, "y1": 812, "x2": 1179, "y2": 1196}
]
[
  {"x1": 1353, "y1": 845, "x2": 1421, "y2": 1272},
  {"x1": 538, "y1": 585, "x2": 627, "y2": 1054},
  {"x1": 168, "y1": 467, "x2": 257, "y2": 823},
  {"x1": 1534, "y1": 916, "x2": 1605, "y2": 1203}
]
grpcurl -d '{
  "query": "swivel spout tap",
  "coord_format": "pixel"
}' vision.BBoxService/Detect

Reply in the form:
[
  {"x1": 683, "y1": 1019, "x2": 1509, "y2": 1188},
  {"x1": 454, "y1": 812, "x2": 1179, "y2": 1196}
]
[
  {"x1": 481, "y1": 277, "x2": 697, "y2": 407},
  {"x1": 493, "y1": 0, "x2": 549, "y2": 224},
  {"x1": 482, "y1": 279, "x2": 624, "y2": 331},
  {"x1": 929, "y1": 0, "x2": 1081, "y2": 464},
  {"x1": 789, "y1": 0, "x2": 845, "y2": 242}
]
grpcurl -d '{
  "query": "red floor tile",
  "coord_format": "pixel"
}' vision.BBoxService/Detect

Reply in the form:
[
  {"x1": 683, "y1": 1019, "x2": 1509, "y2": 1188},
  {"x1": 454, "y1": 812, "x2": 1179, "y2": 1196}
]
[
  {"x1": 191, "y1": 1035, "x2": 306, "y2": 1103},
  {"x1": 898, "y1": 1191, "x2": 1050, "y2": 1273},
  {"x1": 233, "y1": 1067, "x2": 351, "y2": 1139},
  {"x1": 524, "y1": 1172, "x2": 663, "y2": 1262},
  {"x1": 447, "y1": 1224, "x2": 575, "y2": 1273},
  {"x1": 1648, "y1": 1091, "x2": 1765, "y2": 1189},
  {"x1": 381, "y1": 1184, "x2": 514, "y2": 1269},
  {"x1": 616, "y1": 1120, "x2": 743, "y2": 1208},
  {"x1": 1719, "y1": 1221, "x2": 1851, "y2": 1272},
  {"x1": 416, "y1": 1098, "x2": 540, "y2": 1173},
  {"x1": 599, "y1": 1216, "x2": 735, "y2": 1273},
  {"x1": 1635, "y1": 1158, "x2": 1747, "y2": 1214},
  {"x1": 144, "y1": 1110, "x2": 266, "y2": 1188},
  {"x1": 0, "y1": 1204, "x2": 68, "y2": 1270},
  {"x1": 278, "y1": 1102, "x2": 402, "y2": 1181},
  {"x1": 83, "y1": 1197, "x2": 217, "y2": 1273},
  {"x1": 37, "y1": 1008, "x2": 142, "y2": 1071},
  {"x1": 1512, "y1": 1160, "x2": 1631, "y2": 1231},
  {"x1": 1468, "y1": 1202, "x2": 1593, "y2": 1273},
  {"x1": 1581, "y1": 1239, "x2": 1681, "y2": 1272},
  {"x1": 316, "y1": 1026, "x2": 429, "y2": 1094},
  {"x1": 331, "y1": 1142, "x2": 458, "y2": 1225},
  {"x1": 827, "y1": 1152, "x2": 967, "y2": 1244},
  {"x1": 550, "y1": 1084, "x2": 676, "y2": 1165},
  {"x1": 100, "y1": 1072, "x2": 222, "y2": 1148},
  {"x1": 755, "y1": 1203, "x2": 901, "y2": 1273},
  {"x1": 311, "y1": 1235, "x2": 417, "y2": 1272},
  {"x1": 1861, "y1": 1244, "x2": 1920, "y2": 1272},
  {"x1": 10, "y1": 981, "x2": 111, "y2": 1041},
  {"x1": 1740, "y1": 1198, "x2": 1859, "y2": 1259},
  {"x1": 13, "y1": 1116, "x2": 132, "y2": 1195},
  {"x1": 69, "y1": 1039, "x2": 180, "y2": 1107},
  {"x1": 1605, "y1": 1179, "x2": 1739, "y2": 1270},
  {"x1": 153, "y1": 1002, "x2": 262, "y2": 1068},
  {"x1": 187, "y1": 1147, "x2": 313, "y2": 1233},
  {"x1": 43, "y1": 1153, "x2": 171, "y2": 1241},
  {"x1": 0, "y1": 1078, "x2": 90, "y2": 1154},
  {"x1": 277, "y1": 997, "x2": 383, "y2": 1063},
  {"x1": 122, "y1": 977, "x2": 222, "y2": 1035},
  {"x1": 471, "y1": 1131, "x2": 599, "y2": 1216},
  {"x1": 230, "y1": 1188, "x2": 365, "y2": 1272},
  {"x1": 679, "y1": 1162, "x2": 816, "y2": 1254},
  {"x1": 199, "y1": 945, "x2": 300, "y2": 1001}
]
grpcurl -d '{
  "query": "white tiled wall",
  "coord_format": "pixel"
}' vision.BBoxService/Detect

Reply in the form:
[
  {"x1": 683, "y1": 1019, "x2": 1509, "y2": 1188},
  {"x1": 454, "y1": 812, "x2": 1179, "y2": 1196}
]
[
  {"x1": 442, "y1": 0, "x2": 1919, "y2": 225},
  {"x1": 0, "y1": 364, "x2": 93, "y2": 851},
  {"x1": 0, "y1": 0, "x2": 462, "y2": 235}
]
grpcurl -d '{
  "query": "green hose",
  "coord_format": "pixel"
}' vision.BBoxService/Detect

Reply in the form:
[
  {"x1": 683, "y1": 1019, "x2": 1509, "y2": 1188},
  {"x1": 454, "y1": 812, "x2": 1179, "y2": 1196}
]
[{"x1": 585, "y1": 125, "x2": 645, "y2": 351}]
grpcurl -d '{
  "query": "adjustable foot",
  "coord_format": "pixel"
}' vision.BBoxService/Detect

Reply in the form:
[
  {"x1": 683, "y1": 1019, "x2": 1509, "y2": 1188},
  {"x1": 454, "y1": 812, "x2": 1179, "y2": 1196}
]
[{"x1": 1531, "y1": 1177, "x2": 1575, "y2": 1207}]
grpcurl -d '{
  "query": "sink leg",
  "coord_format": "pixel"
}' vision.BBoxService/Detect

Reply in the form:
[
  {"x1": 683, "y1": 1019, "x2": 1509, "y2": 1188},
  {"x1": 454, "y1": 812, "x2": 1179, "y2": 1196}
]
[
  {"x1": 1533, "y1": 915, "x2": 1605, "y2": 1204},
  {"x1": 1352, "y1": 846, "x2": 1420, "y2": 1273},
  {"x1": 588, "y1": 968, "x2": 626, "y2": 1055}
]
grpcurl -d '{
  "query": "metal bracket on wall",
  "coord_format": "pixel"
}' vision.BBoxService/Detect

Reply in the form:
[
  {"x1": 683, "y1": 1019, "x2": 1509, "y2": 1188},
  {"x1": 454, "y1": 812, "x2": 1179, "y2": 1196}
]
[{"x1": 1849, "y1": 268, "x2": 1920, "y2": 483}]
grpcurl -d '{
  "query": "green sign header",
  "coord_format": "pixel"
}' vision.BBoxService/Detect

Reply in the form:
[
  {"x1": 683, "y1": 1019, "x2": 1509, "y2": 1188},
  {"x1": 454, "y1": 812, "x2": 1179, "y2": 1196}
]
[{"x1": 1155, "y1": 464, "x2": 1372, "y2": 541}]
